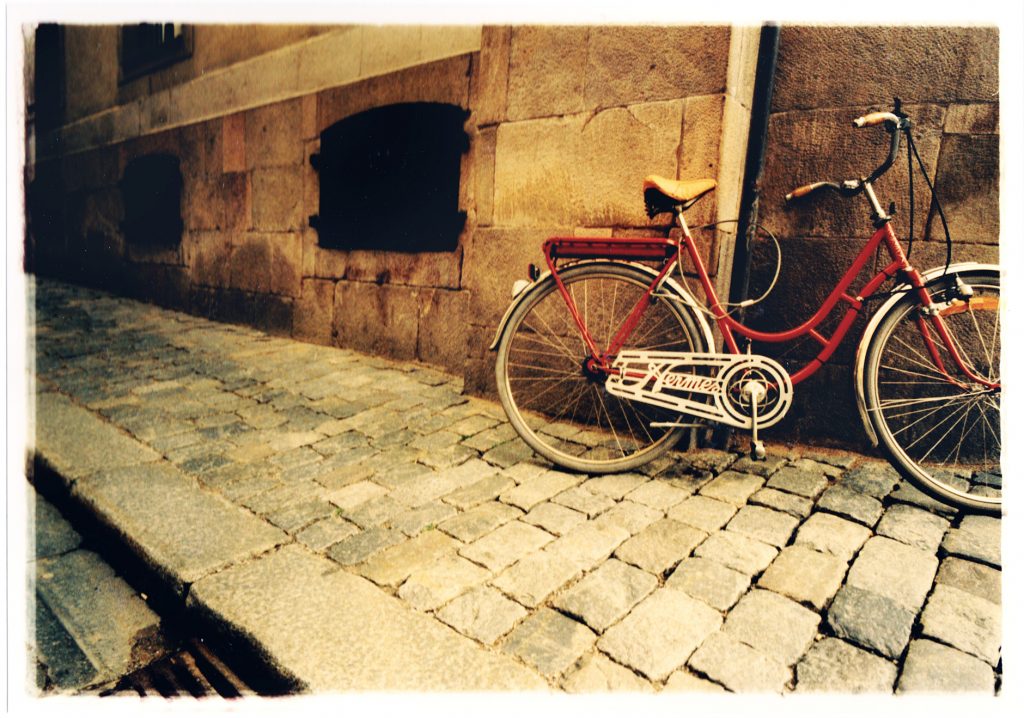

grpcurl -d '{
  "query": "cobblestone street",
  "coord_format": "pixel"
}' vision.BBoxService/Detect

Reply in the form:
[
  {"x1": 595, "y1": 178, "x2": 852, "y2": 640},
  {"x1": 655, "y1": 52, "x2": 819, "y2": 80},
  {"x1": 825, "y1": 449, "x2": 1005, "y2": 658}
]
[{"x1": 29, "y1": 277, "x2": 1002, "y2": 693}]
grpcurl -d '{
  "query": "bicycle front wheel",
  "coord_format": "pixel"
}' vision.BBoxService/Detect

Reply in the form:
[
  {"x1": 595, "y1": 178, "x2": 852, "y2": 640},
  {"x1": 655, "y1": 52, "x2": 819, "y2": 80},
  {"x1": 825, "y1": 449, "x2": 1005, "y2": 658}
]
[
  {"x1": 864, "y1": 270, "x2": 1001, "y2": 514},
  {"x1": 495, "y1": 262, "x2": 705, "y2": 474}
]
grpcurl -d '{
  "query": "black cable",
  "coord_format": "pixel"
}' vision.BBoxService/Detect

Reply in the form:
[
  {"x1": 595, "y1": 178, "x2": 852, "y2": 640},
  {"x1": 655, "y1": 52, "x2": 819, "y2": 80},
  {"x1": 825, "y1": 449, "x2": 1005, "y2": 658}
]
[
  {"x1": 906, "y1": 125, "x2": 915, "y2": 260},
  {"x1": 907, "y1": 130, "x2": 954, "y2": 276}
]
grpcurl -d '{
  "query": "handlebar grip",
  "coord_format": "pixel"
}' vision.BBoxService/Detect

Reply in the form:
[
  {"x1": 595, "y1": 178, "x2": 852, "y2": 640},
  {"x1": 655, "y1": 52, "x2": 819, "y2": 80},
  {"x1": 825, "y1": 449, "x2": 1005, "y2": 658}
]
[
  {"x1": 853, "y1": 111, "x2": 900, "y2": 128},
  {"x1": 785, "y1": 181, "x2": 829, "y2": 202}
]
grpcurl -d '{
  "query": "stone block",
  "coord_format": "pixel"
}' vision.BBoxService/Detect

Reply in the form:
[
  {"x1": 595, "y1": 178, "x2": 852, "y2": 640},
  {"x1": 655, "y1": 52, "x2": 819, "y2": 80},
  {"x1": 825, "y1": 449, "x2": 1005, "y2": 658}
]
[
  {"x1": 750, "y1": 487, "x2": 814, "y2": 518},
  {"x1": 846, "y1": 536, "x2": 938, "y2": 611},
  {"x1": 493, "y1": 115, "x2": 583, "y2": 227},
  {"x1": 780, "y1": 26, "x2": 999, "y2": 108},
  {"x1": 577, "y1": 100, "x2": 685, "y2": 228},
  {"x1": 417, "y1": 288, "x2": 467, "y2": 373},
  {"x1": 269, "y1": 233, "x2": 303, "y2": 298},
  {"x1": 613, "y1": 519, "x2": 706, "y2": 576},
  {"x1": 936, "y1": 556, "x2": 1001, "y2": 605},
  {"x1": 693, "y1": 530, "x2": 777, "y2": 576},
  {"x1": 666, "y1": 557, "x2": 750, "y2": 612},
  {"x1": 725, "y1": 505, "x2": 799, "y2": 548},
  {"x1": 214, "y1": 112, "x2": 243, "y2": 172},
  {"x1": 687, "y1": 632, "x2": 791, "y2": 693},
  {"x1": 896, "y1": 639, "x2": 996, "y2": 693},
  {"x1": 292, "y1": 279, "x2": 335, "y2": 346},
  {"x1": 875, "y1": 503, "x2": 950, "y2": 553},
  {"x1": 554, "y1": 558, "x2": 657, "y2": 633},
  {"x1": 598, "y1": 588, "x2": 722, "y2": 681},
  {"x1": 436, "y1": 586, "x2": 528, "y2": 645},
  {"x1": 73, "y1": 462, "x2": 287, "y2": 597},
  {"x1": 723, "y1": 589, "x2": 820, "y2": 667},
  {"x1": 341, "y1": 247, "x2": 463, "y2": 290},
  {"x1": 501, "y1": 607, "x2": 596, "y2": 680},
  {"x1": 318, "y1": 56, "x2": 471, "y2": 134},
  {"x1": 766, "y1": 465, "x2": 830, "y2": 498},
  {"x1": 584, "y1": 26, "x2": 731, "y2": 110},
  {"x1": 35, "y1": 549, "x2": 168, "y2": 683},
  {"x1": 188, "y1": 544, "x2": 545, "y2": 690},
  {"x1": 230, "y1": 233, "x2": 272, "y2": 293},
  {"x1": 522, "y1": 502, "x2": 587, "y2": 537},
  {"x1": 795, "y1": 637, "x2": 897, "y2": 693},
  {"x1": 590, "y1": 500, "x2": 662, "y2": 537},
  {"x1": 561, "y1": 653, "x2": 653, "y2": 693},
  {"x1": 473, "y1": 126, "x2": 498, "y2": 226},
  {"x1": 357, "y1": 529, "x2": 462, "y2": 589},
  {"x1": 459, "y1": 520, "x2": 553, "y2": 572},
  {"x1": 491, "y1": 549, "x2": 581, "y2": 608},
  {"x1": 919, "y1": 584, "x2": 1001, "y2": 666},
  {"x1": 251, "y1": 167, "x2": 304, "y2": 232},
  {"x1": 667, "y1": 495, "x2": 738, "y2": 533},
  {"x1": 294, "y1": 515, "x2": 359, "y2": 552},
  {"x1": 389, "y1": 502, "x2": 458, "y2": 538},
  {"x1": 333, "y1": 281, "x2": 420, "y2": 361},
  {"x1": 326, "y1": 526, "x2": 406, "y2": 567},
  {"x1": 472, "y1": 27, "x2": 512, "y2": 126},
  {"x1": 928, "y1": 133, "x2": 999, "y2": 244},
  {"x1": 623, "y1": 477, "x2": 692, "y2": 510},
  {"x1": 699, "y1": 470, "x2": 765, "y2": 506},
  {"x1": 663, "y1": 669, "x2": 726, "y2": 692},
  {"x1": 294, "y1": 28, "x2": 361, "y2": 98},
  {"x1": 826, "y1": 585, "x2": 916, "y2": 660},
  {"x1": 550, "y1": 486, "x2": 615, "y2": 519},
  {"x1": 506, "y1": 26, "x2": 587, "y2": 121},
  {"x1": 817, "y1": 485, "x2": 884, "y2": 527},
  {"x1": 546, "y1": 522, "x2": 631, "y2": 572},
  {"x1": 793, "y1": 511, "x2": 871, "y2": 562},
  {"x1": 461, "y1": 224, "x2": 552, "y2": 322},
  {"x1": 244, "y1": 100, "x2": 304, "y2": 170},
  {"x1": 945, "y1": 103, "x2": 999, "y2": 134},
  {"x1": 34, "y1": 392, "x2": 162, "y2": 484},
  {"x1": 836, "y1": 462, "x2": 900, "y2": 499},
  {"x1": 32, "y1": 487, "x2": 82, "y2": 559},
  {"x1": 758, "y1": 545, "x2": 848, "y2": 611},
  {"x1": 500, "y1": 469, "x2": 582, "y2": 512}
]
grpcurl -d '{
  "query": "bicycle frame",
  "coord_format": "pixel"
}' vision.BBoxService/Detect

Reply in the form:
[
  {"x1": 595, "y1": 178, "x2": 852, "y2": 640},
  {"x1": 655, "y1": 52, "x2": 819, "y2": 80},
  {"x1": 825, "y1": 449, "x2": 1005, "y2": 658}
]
[{"x1": 542, "y1": 220, "x2": 998, "y2": 390}]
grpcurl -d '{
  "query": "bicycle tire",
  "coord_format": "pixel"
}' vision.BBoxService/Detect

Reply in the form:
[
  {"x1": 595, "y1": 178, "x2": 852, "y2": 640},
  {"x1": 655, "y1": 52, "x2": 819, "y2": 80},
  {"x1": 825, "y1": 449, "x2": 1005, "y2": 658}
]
[
  {"x1": 495, "y1": 261, "x2": 705, "y2": 473},
  {"x1": 863, "y1": 269, "x2": 1001, "y2": 514}
]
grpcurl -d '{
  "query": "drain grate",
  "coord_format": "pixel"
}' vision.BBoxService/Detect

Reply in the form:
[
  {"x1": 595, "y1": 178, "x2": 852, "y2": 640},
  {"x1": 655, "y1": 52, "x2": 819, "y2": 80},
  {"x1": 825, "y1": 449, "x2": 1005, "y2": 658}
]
[{"x1": 103, "y1": 638, "x2": 255, "y2": 698}]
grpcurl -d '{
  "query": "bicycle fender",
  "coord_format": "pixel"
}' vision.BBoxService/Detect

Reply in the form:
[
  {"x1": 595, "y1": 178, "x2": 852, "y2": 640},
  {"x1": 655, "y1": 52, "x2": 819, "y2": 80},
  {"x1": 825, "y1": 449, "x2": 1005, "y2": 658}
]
[
  {"x1": 852, "y1": 262, "x2": 1001, "y2": 446},
  {"x1": 487, "y1": 259, "x2": 716, "y2": 353}
]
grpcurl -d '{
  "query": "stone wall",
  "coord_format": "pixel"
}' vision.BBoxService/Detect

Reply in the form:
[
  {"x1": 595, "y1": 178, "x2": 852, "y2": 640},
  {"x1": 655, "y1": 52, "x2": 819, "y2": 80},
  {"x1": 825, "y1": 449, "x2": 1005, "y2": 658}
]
[
  {"x1": 744, "y1": 26, "x2": 1000, "y2": 445},
  {"x1": 25, "y1": 24, "x2": 1000, "y2": 448}
]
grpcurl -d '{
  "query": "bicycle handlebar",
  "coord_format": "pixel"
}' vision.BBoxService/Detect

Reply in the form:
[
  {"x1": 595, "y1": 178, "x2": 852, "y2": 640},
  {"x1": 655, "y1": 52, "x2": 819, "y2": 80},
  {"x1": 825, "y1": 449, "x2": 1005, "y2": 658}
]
[
  {"x1": 786, "y1": 102, "x2": 910, "y2": 204},
  {"x1": 852, "y1": 111, "x2": 901, "y2": 128}
]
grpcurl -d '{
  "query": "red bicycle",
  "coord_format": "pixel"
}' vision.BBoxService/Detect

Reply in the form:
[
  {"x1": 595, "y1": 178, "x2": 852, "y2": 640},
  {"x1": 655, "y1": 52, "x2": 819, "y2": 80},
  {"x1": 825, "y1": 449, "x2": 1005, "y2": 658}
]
[{"x1": 492, "y1": 104, "x2": 1000, "y2": 514}]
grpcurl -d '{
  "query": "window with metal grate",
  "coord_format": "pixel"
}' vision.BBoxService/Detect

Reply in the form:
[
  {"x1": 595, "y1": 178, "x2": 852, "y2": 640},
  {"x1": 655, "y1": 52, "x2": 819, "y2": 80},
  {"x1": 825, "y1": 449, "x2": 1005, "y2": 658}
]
[
  {"x1": 120, "y1": 154, "x2": 184, "y2": 249},
  {"x1": 310, "y1": 102, "x2": 470, "y2": 253}
]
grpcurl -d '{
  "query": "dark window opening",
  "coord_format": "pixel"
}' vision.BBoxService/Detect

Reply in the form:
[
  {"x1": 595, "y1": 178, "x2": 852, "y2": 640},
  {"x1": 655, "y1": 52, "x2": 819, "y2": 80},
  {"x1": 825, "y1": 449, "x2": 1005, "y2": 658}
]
[
  {"x1": 310, "y1": 102, "x2": 470, "y2": 253},
  {"x1": 33, "y1": 24, "x2": 66, "y2": 131},
  {"x1": 120, "y1": 154, "x2": 183, "y2": 249},
  {"x1": 120, "y1": 24, "x2": 192, "y2": 82}
]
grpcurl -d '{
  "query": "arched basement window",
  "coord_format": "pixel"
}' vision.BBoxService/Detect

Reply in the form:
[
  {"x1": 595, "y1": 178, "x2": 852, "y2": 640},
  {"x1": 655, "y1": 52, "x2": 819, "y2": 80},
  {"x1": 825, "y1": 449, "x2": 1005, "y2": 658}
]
[
  {"x1": 310, "y1": 102, "x2": 470, "y2": 253},
  {"x1": 120, "y1": 154, "x2": 183, "y2": 249}
]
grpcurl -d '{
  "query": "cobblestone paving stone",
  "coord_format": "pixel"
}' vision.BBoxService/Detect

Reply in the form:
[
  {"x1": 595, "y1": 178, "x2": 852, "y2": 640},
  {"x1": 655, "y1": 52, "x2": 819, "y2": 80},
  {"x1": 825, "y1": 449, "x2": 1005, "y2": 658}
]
[{"x1": 30, "y1": 279, "x2": 1004, "y2": 693}]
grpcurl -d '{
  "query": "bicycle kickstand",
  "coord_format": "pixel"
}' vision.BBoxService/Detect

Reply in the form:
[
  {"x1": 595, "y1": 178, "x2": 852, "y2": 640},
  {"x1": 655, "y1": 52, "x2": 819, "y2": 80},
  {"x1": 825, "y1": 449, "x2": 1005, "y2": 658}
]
[{"x1": 742, "y1": 381, "x2": 767, "y2": 461}]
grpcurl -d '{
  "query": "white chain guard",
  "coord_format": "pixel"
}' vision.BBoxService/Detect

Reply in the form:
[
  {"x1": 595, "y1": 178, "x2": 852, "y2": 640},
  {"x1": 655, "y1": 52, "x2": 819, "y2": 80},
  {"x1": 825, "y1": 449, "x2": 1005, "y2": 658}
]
[{"x1": 605, "y1": 351, "x2": 794, "y2": 430}]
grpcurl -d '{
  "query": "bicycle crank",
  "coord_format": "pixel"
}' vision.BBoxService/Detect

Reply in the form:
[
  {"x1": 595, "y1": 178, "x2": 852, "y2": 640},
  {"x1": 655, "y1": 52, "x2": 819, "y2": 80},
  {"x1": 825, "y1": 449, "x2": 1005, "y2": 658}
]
[{"x1": 605, "y1": 351, "x2": 794, "y2": 432}]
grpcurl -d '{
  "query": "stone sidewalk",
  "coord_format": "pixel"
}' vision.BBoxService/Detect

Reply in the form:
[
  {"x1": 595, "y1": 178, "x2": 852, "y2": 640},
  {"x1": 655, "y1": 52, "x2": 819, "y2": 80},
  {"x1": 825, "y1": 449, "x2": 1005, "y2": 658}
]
[{"x1": 27, "y1": 277, "x2": 1002, "y2": 693}]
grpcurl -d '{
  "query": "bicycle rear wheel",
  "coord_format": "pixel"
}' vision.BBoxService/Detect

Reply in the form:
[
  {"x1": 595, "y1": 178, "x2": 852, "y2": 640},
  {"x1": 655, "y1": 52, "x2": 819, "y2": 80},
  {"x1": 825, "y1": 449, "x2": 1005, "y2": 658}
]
[
  {"x1": 495, "y1": 262, "x2": 705, "y2": 473},
  {"x1": 863, "y1": 270, "x2": 1000, "y2": 514}
]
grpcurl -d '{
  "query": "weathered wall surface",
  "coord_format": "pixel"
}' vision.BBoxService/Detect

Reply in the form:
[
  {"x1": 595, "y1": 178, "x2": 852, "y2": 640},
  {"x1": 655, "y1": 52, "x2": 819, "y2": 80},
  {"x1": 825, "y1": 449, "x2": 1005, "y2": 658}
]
[
  {"x1": 25, "y1": 24, "x2": 1000, "y2": 448},
  {"x1": 746, "y1": 26, "x2": 1000, "y2": 444}
]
